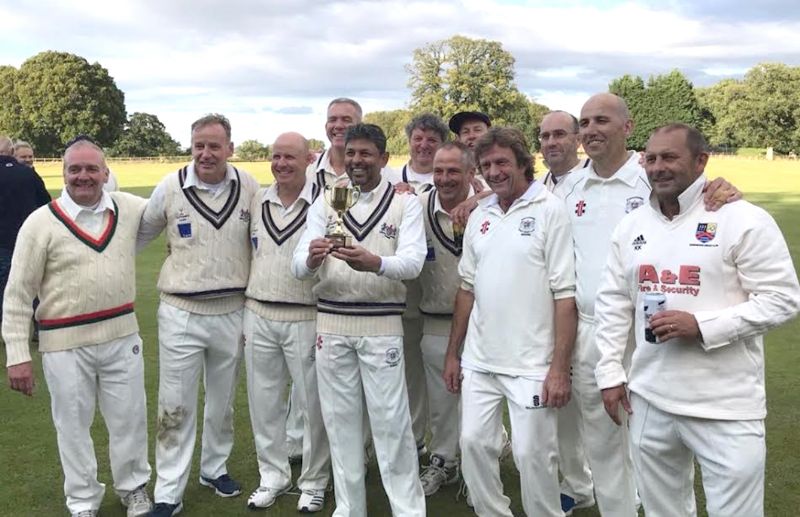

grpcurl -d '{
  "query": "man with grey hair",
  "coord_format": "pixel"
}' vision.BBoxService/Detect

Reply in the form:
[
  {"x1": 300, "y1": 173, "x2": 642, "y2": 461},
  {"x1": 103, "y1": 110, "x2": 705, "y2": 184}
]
[
  {"x1": 138, "y1": 114, "x2": 260, "y2": 517},
  {"x1": 3, "y1": 139, "x2": 151, "y2": 517},
  {"x1": 0, "y1": 135, "x2": 50, "y2": 324},
  {"x1": 13, "y1": 140, "x2": 35, "y2": 168},
  {"x1": 308, "y1": 97, "x2": 364, "y2": 191}
]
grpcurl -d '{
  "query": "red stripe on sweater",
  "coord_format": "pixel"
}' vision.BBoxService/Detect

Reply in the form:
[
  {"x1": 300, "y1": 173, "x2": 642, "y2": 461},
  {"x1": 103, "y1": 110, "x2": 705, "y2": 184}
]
[
  {"x1": 50, "y1": 200, "x2": 116, "y2": 246},
  {"x1": 39, "y1": 302, "x2": 135, "y2": 327}
]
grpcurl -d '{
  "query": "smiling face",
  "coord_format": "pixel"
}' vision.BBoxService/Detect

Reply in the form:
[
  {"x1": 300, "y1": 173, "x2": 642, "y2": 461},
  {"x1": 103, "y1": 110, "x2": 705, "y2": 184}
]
[
  {"x1": 644, "y1": 127, "x2": 708, "y2": 201},
  {"x1": 63, "y1": 144, "x2": 109, "y2": 206},
  {"x1": 433, "y1": 146, "x2": 473, "y2": 207},
  {"x1": 271, "y1": 132, "x2": 314, "y2": 191},
  {"x1": 539, "y1": 112, "x2": 579, "y2": 174},
  {"x1": 478, "y1": 144, "x2": 529, "y2": 205},
  {"x1": 458, "y1": 120, "x2": 489, "y2": 149},
  {"x1": 326, "y1": 102, "x2": 361, "y2": 151},
  {"x1": 579, "y1": 94, "x2": 632, "y2": 164},
  {"x1": 345, "y1": 138, "x2": 388, "y2": 192},
  {"x1": 191, "y1": 122, "x2": 233, "y2": 184},
  {"x1": 14, "y1": 145, "x2": 34, "y2": 167},
  {"x1": 409, "y1": 128, "x2": 443, "y2": 172}
]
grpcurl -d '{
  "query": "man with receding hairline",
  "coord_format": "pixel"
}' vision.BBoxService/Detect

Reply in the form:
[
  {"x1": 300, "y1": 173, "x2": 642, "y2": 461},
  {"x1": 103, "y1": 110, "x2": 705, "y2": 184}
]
[
  {"x1": 3, "y1": 139, "x2": 151, "y2": 517},
  {"x1": 243, "y1": 132, "x2": 331, "y2": 512},
  {"x1": 595, "y1": 123, "x2": 799, "y2": 517}
]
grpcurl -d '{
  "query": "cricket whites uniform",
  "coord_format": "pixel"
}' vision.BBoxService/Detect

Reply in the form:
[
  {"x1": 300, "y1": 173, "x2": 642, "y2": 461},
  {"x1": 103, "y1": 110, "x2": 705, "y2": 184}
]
[
  {"x1": 459, "y1": 181, "x2": 575, "y2": 517},
  {"x1": 417, "y1": 188, "x2": 473, "y2": 469},
  {"x1": 139, "y1": 162, "x2": 259, "y2": 505},
  {"x1": 3, "y1": 191, "x2": 150, "y2": 515},
  {"x1": 559, "y1": 151, "x2": 649, "y2": 516},
  {"x1": 292, "y1": 177, "x2": 427, "y2": 517},
  {"x1": 243, "y1": 180, "x2": 331, "y2": 493},
  {"x1": 544, "y1": 158, "x2": 595, "y2": 506},
  {"x1": 594, "y1": 176, "x2": 800, "y2": 517}
]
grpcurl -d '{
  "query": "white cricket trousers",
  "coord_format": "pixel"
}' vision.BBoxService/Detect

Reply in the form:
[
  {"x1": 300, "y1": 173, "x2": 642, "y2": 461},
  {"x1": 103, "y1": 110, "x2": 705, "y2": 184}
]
[
  {"x1": 419, "y1": 333, "x2": 460, "y2": 464},
  {"x1": 629, "y1": 393, "x2": 765, "y2": 517},
  {"x1": 316, "y1": 333, "x2": 426, "y2": 517},
  {"x1": 42, "y1": 333, "x2": 151, "y2": 514},
  {"x1": 243, "y1": 309, "x2": 330, "y2": 490},
  {"x1": 153, "y1": 302, "x2": 243, "y2": 504},
  {"x1": 285, "y1": 382, "x2": 305, "y2": 457},
  {"x1": 575, "y1": 318, "x2": 637, "y2": 516},
  {"x1": 460, "y1": 369, "x2": 563, "y2": 517},
  {"x1": 557, "y1": 387, "x2": 594, "y2": 502},
  {"x1": 403, "y1": 313, "x2": 428, "y2": 446}
]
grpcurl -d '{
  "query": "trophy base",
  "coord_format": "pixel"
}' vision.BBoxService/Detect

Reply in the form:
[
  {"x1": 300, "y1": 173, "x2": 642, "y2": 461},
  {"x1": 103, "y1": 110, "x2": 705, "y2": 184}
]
[{"x1": 326, "y1": 233, "x2": 352, "y2": 249}]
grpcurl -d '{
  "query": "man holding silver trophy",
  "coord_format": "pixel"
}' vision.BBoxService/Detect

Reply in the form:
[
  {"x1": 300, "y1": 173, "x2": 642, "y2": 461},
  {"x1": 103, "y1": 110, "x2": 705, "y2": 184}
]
[{"x1": 292, "y1": 123, "x2": 427, "y2": 517}]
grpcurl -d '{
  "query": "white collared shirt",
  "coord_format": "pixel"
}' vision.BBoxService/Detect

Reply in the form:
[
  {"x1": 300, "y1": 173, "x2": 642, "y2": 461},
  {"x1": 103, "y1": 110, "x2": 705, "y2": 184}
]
[
  {"x1": 58, "y1": 188, "x2": 116, "y2": 235},
  {"x1": 262, "y1": 179, "x2": 317, "y2": 217}
]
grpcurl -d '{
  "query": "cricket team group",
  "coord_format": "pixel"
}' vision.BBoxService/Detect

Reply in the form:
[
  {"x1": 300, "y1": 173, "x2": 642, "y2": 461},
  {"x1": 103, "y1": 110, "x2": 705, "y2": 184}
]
[{"x1": 2, "y1": 92, "x2": 799, "y2": 517}]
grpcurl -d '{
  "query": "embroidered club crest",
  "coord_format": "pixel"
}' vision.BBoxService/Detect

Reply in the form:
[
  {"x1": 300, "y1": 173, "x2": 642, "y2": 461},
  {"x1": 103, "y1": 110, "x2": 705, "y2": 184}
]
[
  {"x1": 518, "y1": 217, "x2": 535, "y2": 236},
  {"x1": 625, "y1": 196, "x2": 644, "y2": 213},
  {"x1": 385, "y1": 347, "x2": 401, "y2": 367},
  {"x1": 380, "y1": 222, "x2": 397, "y2": 239},
  {"x1": 695, "y1": 223, "x2": 717, "y2": 243},
  {"x1": 239, "y1": 208, "x2": 251, "y2": 222}
]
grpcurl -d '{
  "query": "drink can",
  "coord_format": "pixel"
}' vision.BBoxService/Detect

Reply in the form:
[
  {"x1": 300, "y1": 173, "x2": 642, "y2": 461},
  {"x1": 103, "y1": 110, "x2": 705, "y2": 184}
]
[{"x1": 643, "y1": 292, "x2": 667, "y2": 343}]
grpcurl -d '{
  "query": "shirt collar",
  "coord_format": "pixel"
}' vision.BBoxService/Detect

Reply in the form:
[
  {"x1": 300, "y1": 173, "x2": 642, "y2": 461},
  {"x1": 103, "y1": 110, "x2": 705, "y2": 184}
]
[
  {"x1": 585, "y1": 151, "x2": 643, "y2": 187},
  {"x1": 262, "y1": 178, "x2": 316, "y2": 208},
  {"x1": 433, "y1": 186, "x2": 476, "y2": 216},
  {"x1": 183, "y1": 161, "x2": 237, "y2": 190},
  {"x1": 59, "y1": 188, "x2": 115, "y2": 219},
  {"x1": 649, "y1": 174, "x2": 707, "y2": 219},
  {"x1": 481, "y1": 180, "x2": 544, "y2": 211}
]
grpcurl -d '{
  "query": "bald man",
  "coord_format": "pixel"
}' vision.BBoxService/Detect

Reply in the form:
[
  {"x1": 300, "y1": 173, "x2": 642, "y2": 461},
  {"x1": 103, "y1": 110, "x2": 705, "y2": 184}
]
[{"x1": 243, "y1": 133, "x2": 330, "y2": 512}]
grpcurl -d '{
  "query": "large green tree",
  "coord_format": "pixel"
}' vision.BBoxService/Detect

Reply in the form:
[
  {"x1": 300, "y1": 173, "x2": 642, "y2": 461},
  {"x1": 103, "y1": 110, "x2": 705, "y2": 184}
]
[
  {"x1": 8, "y1": 51, "x2": 126, "y2": 156},
  {"x1": 406, "y1": 35, "x2": 547, "y2": 149},
  {"x1": 609, "y1": 70, "x2": 705, "y2": 150},
  {"x1": 363, "y1": 109, "x2": 413, "y2": 155},
  {"x1": 109, "y1": 112, "x2": 181, "y2": 157},
  {"x1": 0, "y1": 66, "x2": 23, "y2": 137}
]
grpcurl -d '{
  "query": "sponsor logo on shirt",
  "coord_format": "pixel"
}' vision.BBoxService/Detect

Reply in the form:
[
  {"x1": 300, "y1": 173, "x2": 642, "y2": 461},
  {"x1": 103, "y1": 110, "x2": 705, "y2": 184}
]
[
  {"x1": 518, "y1": 217, "x2": 535, "y2": 236},
  {"x1": 625, "y1": 196, "x2": 644, "y2": 213},
  {"x1": 380, "y1": 222, "x2": 397, "y2": 239},
  {"x1": 632, "y1": 234, "x2": 647, "y2": 250},
  {"x1": 638, "y1": 264, "x2": 701, "y2": 296},
  {"x1": 575, "y1": 200, "x2": 587, "y2": 217},
  {"x1": 480, "y1": 220, "x2": 491, "y2": 234}
]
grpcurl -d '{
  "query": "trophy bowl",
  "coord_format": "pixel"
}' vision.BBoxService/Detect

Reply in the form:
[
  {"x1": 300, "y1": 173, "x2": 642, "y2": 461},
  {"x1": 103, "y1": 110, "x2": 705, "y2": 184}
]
[{"x1": 323, "y1": 184, "x2": 361, "y2": 248}]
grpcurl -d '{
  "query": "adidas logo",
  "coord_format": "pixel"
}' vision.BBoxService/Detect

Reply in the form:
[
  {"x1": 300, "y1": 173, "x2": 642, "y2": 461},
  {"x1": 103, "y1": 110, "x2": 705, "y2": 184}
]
[{"x1": 632, "y1": 234, "x2": 647, "y2": 250}]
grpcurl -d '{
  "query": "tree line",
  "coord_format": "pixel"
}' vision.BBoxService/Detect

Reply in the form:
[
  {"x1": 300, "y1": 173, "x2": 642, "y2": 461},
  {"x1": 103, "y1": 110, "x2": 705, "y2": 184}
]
[{"x1": 2, "y1": 42, "x2": 799, "y2": 158}]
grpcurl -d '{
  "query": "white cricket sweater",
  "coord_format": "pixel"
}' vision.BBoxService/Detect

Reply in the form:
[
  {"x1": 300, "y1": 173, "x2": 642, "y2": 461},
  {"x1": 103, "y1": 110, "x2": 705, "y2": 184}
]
[
  {"x1": 459, "y1": 181, "x2": 576, "y2": 377},
  {"x1": 594, "y1": 176, "x2": 800, "y2": 420},
  {"x1": 245, "y1": 182, "x2": 319, "y2": 322},
  {"x1": 151, "y1": 165, "x2": 259, "y2": 314},
  {"x1": 3, "y1": 192, "x2": 146, "y2": 365}
]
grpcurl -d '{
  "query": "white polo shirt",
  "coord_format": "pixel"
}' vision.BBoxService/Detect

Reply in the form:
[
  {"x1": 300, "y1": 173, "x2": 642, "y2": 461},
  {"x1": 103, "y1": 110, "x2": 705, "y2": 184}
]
[
  {"x1": 542, "y1": 158, "x2": 591, "y2": 195},
  {"x1": 560, "y1": 151, "x2": 651, "y2": 320},
  {"x1": 459, "y1": 181, "x2": 576, "y2": 378},
  {"x1": 383, "y1": 162, "x2": 435, "y2": 193}
]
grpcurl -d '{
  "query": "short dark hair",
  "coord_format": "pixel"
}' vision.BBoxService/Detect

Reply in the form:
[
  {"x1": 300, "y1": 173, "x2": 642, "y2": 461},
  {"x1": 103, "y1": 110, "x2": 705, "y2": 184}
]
[
  {"x1": 474, "y1": 127, "x2": 535, "y2": 180},
  {"x1": 405, "y1": 113, "x2": 449, "y2": 142},
  {"x1": 650, "y1": 123, "x2": 708, "y2": 158},
  {"x1": 436, "y1": 141, "x2": 474, "y2": 172},
  {"x1": 192, "y1": 113, "x2": 232, "y2": 140},
  {"x1": 345, "y1": 123, "x2": 387, "y2": 154}
]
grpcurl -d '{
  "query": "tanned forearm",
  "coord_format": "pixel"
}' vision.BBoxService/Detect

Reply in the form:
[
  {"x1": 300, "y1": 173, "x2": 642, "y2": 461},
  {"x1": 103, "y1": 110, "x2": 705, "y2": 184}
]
[
  {"x1": 445, "y1": 288, "x2": 475, "y2": 359},
  {"x1": 552, "y1": 297, "x2": 577, "y2": 372}
]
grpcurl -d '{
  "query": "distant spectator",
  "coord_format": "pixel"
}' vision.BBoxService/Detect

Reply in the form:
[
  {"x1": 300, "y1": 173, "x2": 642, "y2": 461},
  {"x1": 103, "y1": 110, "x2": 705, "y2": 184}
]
[
  {"x1": 0, "y1": 135, "x2": 51, "y2": 324},
  {"x1": 13, "y1": 140, "x2": 35, "y2": 168}
]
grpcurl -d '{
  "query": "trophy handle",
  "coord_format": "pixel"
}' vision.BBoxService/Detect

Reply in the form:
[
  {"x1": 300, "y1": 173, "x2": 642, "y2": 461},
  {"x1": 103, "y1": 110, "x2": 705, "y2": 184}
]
[
  {"x1": 323, "y1": 184, "x2": 334, "y2": 206},
  {"x1": 349, "y1": 186, "x2": 361, "y2": 208}
]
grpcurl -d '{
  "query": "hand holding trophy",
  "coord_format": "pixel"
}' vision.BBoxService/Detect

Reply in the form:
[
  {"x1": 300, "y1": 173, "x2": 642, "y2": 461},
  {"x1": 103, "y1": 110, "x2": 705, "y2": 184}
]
[{"x1": 324, "y1": 183, "x2": 361, "y2": 248}]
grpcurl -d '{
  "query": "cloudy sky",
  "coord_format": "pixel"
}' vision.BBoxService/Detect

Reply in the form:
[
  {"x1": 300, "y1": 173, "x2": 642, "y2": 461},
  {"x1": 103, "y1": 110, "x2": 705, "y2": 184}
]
[{"x1": 2, "y1": 0, "x2": 799, "y2": 148}]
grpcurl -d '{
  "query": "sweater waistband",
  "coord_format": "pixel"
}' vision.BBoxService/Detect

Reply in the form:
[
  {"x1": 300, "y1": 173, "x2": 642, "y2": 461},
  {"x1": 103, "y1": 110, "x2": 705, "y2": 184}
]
[
  {"x1": 39, "y1": 302, "x2": 135, "y2": 331},
  {"x1": 317, "y1": 299, "x2": 406, "y2": 317}
]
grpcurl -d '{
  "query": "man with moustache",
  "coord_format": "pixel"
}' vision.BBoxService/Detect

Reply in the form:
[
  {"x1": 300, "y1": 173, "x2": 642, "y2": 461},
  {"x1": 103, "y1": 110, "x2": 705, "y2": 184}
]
[
  {"x1": 293, "y1": 123, "x2": 426, "y2": 517},
  {"x1": 3, "y1": 139, "x2": 152, "y2": 517},
  {"x1": 595, "y1": 124, "x2": 799, "y2": 517},
  {"x1": 562, "y1": 93, "x2": 737, "y2": 517},
  {"x1": 416, "y1": 141, "x2": 475, "y2": 495},
  {"x1": 444, "y1": 127, "x2": 577, "y2": 517},
  {"x1": 139, "y1": 114, "x2": 260, "y2": 517},
  {"x1": 243, "y1": 133, "x2": 331, "y2": 512}
]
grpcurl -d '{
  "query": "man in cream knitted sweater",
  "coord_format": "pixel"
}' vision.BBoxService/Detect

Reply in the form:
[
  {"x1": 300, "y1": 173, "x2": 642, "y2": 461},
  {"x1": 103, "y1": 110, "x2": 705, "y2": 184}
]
[
  {"x1": 242, "y1": 132, "x2": 330, "y2": 513},
  {"x1": 137, "y1": 114, "x2": 260, "y2": 517},
  {"x1": 293, "y1": 123, "x2": 427, "y2": 517},
  {"x1": 3, "y1": 140, "x2": 152, "y2": 517},
  {"x1": 596, "y1": 124, "x2": 800, "y2": 517}
]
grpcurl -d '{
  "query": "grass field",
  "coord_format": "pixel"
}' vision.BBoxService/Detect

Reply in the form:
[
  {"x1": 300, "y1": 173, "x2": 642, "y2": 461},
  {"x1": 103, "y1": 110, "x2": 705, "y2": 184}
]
[{"x1": 2, "y1": 157, "x2": 799, "y2": 516}]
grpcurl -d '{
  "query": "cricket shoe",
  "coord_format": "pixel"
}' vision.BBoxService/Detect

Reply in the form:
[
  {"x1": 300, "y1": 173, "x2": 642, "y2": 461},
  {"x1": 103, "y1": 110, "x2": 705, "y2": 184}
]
[
  {"x1": 247, "y1": 484, "x2": 291, "y2": 509},
  {"x1": 297, "y1": 489, "x2": 325, "y2": 513},
  {"x1": 420, "y1": 454, "x2": 459, "y2": 496},
  {"x1": 122, "y1": 484, "x2": 153, "y2": 516}
]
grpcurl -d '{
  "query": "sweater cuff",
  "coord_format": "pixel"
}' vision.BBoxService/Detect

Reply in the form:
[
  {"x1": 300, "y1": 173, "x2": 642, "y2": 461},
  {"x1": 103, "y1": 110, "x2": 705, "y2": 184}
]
[
  {"x1": 694, "y1": 309, "x2": 733, "y2": 351},
  {"x1": 594, "y1": 363, "x2": 628, "y2": 390},
  {"x1": 5, "y1": 341, "x2": 33, "y2": 367}
]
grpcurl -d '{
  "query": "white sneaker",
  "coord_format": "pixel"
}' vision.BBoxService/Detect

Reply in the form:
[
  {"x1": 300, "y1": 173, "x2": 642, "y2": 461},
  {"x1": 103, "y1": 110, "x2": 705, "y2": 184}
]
[
  {"x1": 246, "y1": 484, "x2": 291, "y2": 509},
  {"x1": 420, "y1": 454, "x2": 459, "y2": 496},
  {"x1": 122, "y1": 485, "x2": 152, "y2": 517},
  {"x1": 72, "y1": 511, "x2": 97, "y2": 517},
  {"x1": 297, "y1": 489, "x2": 325, "y2": 513}
]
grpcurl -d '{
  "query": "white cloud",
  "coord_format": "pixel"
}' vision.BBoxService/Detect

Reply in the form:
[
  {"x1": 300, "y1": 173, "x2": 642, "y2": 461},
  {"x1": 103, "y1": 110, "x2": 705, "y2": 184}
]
[{"x1": 1, "y1": 0, "x2": 799, "y2": 147}]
